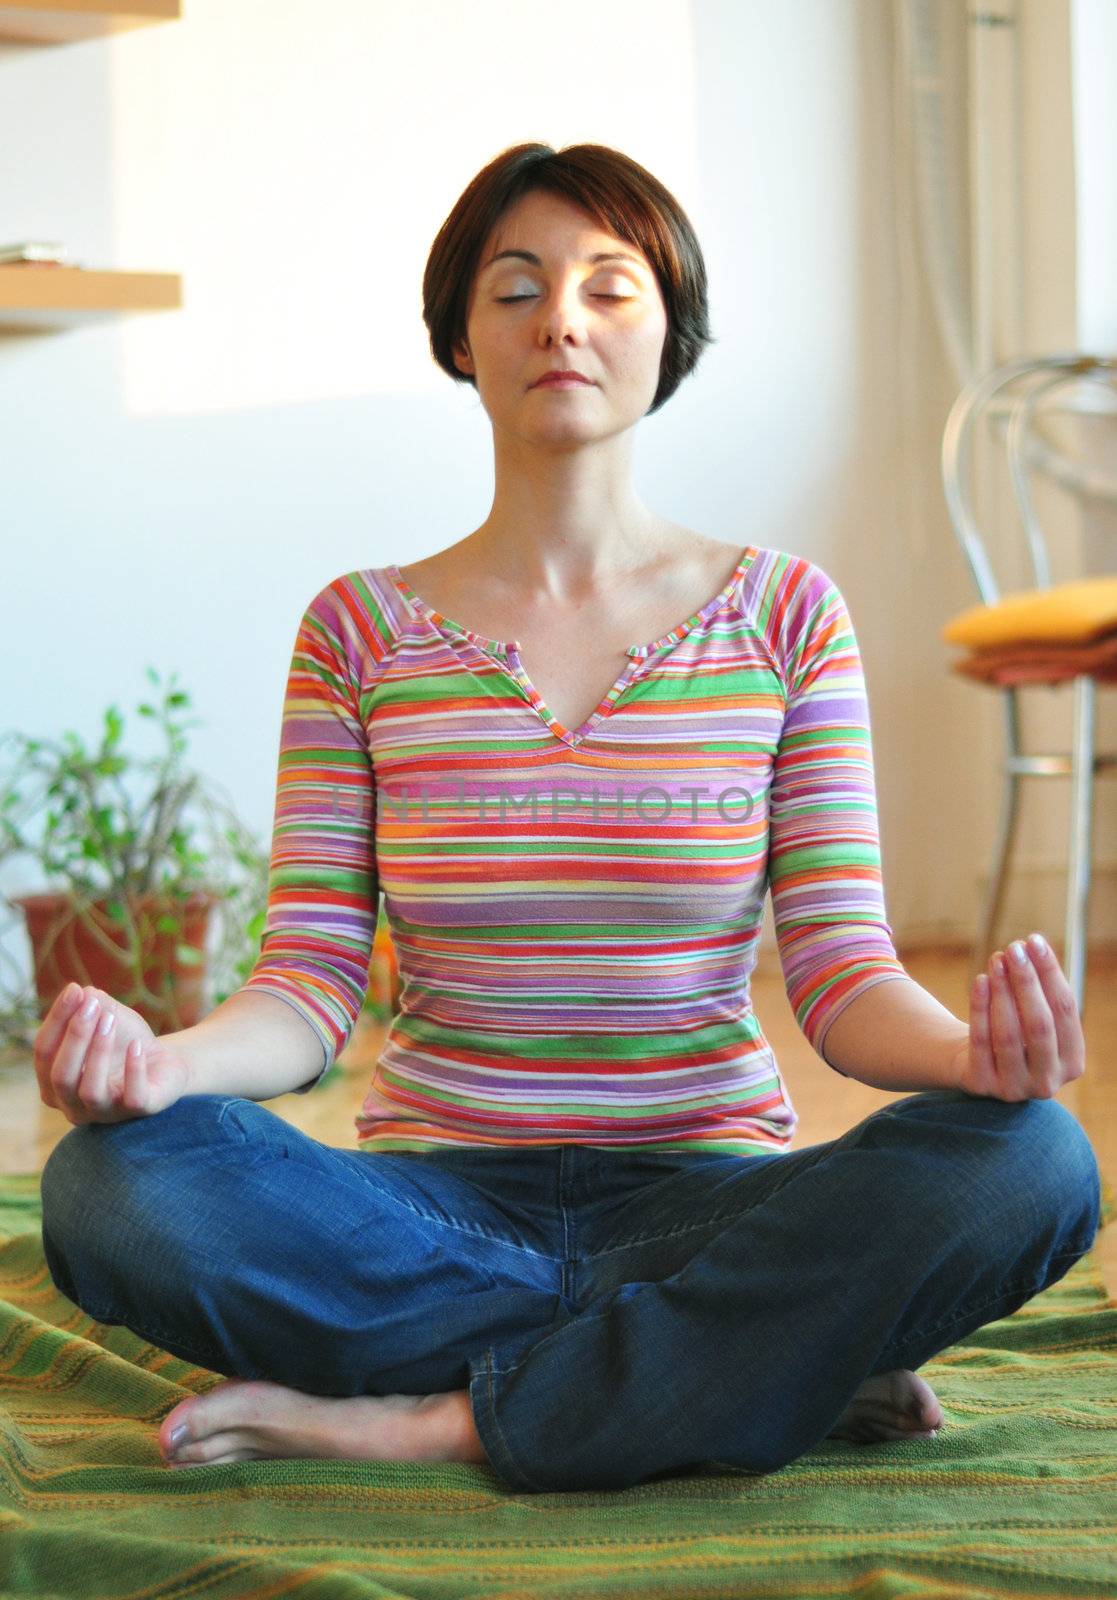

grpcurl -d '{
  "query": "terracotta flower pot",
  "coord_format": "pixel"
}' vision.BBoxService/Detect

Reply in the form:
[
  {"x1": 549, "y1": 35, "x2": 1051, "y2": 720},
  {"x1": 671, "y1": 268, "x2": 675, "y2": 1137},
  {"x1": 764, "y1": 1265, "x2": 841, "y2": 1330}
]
[{"x1": 13, "y1": 889, "x2": 218, "y2": 1035}]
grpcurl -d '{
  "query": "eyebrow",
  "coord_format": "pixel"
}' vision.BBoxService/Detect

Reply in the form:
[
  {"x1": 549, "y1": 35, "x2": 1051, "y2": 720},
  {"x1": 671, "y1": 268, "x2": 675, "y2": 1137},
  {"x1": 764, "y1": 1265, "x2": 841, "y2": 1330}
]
[{"x1": 481, "y1": 249, "x2": 648, "y2": 273}]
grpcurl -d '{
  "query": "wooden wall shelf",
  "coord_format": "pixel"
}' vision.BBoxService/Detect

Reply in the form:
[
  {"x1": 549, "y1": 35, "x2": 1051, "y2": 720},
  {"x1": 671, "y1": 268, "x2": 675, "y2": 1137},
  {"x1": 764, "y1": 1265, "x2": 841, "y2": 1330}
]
[
  {"x1": 0, "y1": 1, "x2": 179, "y2": 46},
  {"x1": 0, "y1": 265, "x2": 182, "y2": 331},
  {"x1": 0, "y1": 5, "x2": 184, "y2": 327}
]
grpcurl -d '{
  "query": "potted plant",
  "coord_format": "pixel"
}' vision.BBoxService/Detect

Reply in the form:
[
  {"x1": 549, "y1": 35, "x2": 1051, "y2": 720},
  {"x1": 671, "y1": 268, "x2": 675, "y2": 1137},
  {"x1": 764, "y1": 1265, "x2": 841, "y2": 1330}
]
[{"x1": 0, "y1": 668, "x2": 269, "y2": 1047}]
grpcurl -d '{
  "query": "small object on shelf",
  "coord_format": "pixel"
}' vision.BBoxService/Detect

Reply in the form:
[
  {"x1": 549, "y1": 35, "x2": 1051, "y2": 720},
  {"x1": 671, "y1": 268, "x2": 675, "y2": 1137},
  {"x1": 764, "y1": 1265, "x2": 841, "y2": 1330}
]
[{"x1": 0, "y1": 241, "x2": 72, "y2": 265}]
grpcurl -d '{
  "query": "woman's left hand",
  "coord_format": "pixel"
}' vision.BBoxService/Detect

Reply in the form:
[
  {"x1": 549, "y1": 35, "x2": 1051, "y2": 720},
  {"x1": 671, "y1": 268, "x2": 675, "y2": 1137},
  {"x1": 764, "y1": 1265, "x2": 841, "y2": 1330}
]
[{"x1": 951, "y1": 933, "x2": 1086, "y2": 1101}]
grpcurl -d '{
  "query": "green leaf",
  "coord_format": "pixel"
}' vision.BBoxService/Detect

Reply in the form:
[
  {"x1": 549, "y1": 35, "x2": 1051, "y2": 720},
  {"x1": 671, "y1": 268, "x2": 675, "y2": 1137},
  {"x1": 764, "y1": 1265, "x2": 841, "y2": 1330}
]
[
  {"x1": 106, "y1": 899, "x2": 126, "y2": 922},
  {"x1": 175, "y1": 944, "x2": 204, "y2": 966},
  {"x1": 155, "y1": 914, "x2": 180, "y2": 934}
]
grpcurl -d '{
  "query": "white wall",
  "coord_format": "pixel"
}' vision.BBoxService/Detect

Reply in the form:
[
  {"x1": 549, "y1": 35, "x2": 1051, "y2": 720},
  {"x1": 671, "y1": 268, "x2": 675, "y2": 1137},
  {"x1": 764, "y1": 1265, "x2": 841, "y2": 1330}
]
[
  {"x1": 0, "y1": 0, "x2": 1101, "y2": 989},
  {"x1": 1072, "y1": 0, "x2": 1117, "y2": 353},
  {"x1": 1070, "y1": 0, "x2": 1117, "y2": 601}
]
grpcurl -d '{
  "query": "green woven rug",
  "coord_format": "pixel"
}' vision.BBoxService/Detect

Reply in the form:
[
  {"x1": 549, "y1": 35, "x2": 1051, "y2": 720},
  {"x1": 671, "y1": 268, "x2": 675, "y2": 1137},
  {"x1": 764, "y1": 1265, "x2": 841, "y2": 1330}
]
[{"x1": 1, "y1": 1170, "x2": 1114, "y2": 1600}]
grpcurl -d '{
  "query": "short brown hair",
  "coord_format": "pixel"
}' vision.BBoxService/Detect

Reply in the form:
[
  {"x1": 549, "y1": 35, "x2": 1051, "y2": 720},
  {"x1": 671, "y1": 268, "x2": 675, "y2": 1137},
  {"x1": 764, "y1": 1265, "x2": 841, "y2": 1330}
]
[{"x1": 422, "y1": 142, "x2": 716, "y2": 417}]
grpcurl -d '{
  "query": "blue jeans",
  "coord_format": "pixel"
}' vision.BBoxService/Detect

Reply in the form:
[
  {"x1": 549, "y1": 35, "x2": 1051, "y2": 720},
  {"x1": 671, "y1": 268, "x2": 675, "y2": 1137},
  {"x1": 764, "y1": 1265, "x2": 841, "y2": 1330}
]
[{"x1": 39, "y1": 1087, "x2": 1101, "y2": 1493}]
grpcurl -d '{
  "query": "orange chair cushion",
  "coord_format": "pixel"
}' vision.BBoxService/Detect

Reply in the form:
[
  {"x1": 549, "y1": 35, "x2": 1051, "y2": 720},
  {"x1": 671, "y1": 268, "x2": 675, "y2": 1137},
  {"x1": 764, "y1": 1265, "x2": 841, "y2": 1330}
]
[
  {"x1": 941, "y1": 576, "x2": 1117, "y2": 647},
  {"x1": 950, "y1": 633, "x2": 1117, "y2": 687}
]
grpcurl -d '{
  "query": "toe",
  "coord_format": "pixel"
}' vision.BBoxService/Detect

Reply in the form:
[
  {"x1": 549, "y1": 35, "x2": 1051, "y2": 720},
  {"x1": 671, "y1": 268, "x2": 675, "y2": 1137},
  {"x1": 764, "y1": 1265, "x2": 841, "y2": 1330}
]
[
  {"x1": 882, "y1": 1421, "x2": 939, "y2": 1442},
  {"x1": 877, "y1": 1367, "x2": 941, "y2": 1430},
  {"x1": 159, "y1": 1377, "x2": 263, "y2": 1459},
  {"x1": 904, "y1": 1371, "x2": 944, "y2": 1430},
  {"x1": 167, "y1": 1431, "x2": 256, "y2": 1468},
  {"x1": 160, "y1": 1406, "x2": 196, "y2": 1460}
]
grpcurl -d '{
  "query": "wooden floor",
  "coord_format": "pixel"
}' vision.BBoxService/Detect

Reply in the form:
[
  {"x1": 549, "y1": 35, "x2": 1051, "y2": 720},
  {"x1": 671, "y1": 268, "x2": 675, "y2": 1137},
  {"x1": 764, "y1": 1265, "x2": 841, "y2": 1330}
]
[{"x1": 2, "y1": 946, "x2": 1114, "y2": 1298}]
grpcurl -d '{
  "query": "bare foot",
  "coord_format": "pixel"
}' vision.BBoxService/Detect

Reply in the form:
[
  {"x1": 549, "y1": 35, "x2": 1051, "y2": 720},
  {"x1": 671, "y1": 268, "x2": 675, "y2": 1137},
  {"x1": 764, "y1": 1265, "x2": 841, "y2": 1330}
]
[
  {"x1": 826, "y1": 1368, "x2": 944, "y2": 1445},
  {"x1": 159, "y1": 1377, "x2": 489, "y2": 1470}
]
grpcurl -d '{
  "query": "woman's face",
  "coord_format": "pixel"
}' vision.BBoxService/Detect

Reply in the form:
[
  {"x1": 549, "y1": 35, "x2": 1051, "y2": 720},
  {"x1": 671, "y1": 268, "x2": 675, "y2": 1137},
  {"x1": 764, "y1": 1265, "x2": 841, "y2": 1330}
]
[{"x1": 452, "y1": 189, "x2": 668, "y2": 446}]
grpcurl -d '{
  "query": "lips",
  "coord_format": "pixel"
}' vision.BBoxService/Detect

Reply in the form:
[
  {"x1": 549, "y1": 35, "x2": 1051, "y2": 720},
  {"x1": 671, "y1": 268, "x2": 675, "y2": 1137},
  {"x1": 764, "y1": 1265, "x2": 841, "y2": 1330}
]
[{"x1": 531, "y1": 372, "x2": 593, "y2": 388}]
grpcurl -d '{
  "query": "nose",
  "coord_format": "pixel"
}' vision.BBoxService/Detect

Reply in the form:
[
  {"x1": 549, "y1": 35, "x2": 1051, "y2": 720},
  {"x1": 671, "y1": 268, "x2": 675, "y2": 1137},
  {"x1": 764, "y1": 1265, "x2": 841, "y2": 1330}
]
[{"x1": 537, "y1": 283, "x2": 588, "y2": 348}]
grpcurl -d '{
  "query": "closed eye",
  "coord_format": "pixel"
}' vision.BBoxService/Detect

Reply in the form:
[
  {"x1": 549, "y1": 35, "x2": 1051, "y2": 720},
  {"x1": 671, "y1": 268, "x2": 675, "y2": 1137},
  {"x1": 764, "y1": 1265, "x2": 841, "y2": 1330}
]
[{"x1": 495, "y1": 293, "x2": 632, "y2": 303}]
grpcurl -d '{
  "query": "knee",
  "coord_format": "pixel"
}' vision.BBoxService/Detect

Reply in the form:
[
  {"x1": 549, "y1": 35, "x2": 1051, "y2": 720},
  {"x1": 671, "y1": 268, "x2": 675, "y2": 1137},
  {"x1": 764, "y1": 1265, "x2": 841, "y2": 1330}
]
[
  {"x1": 40, "y1": 1122, "x2": 101, "y2": 1236},
  {"x1": 38, "y1": 1123, "x2": 117, "y2": 1307},
  {"x1": 888, "y1": 1088, "x2": 1101, "y2": 1255},
  {"x1": 40, "y1": 1095, "x2": 236, "y2": 1239},
  {"x1": 39, "y1": 1095, "x2": 237, "y2": 1307},
  {"x1": 960, "y1": 1093, "x2": 1101, "y2": 1254},
  {"x1": 1016, "y1": 1096, "x2": 1102, "y2": 1249}
]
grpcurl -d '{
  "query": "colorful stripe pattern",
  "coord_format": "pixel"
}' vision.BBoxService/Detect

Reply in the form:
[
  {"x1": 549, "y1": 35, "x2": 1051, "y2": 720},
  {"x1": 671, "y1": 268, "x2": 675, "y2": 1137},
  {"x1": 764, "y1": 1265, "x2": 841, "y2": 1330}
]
[{"x1": 240, "y1": 545, "x2": 908, "y2": 1153}]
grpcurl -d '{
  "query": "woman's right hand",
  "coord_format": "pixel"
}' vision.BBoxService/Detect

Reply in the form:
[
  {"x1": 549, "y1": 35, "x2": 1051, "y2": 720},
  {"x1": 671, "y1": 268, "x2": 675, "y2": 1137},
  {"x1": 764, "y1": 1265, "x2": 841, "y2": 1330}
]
[{"x1": 34, "y1": 982, "x2": 192, "y2": 1125}]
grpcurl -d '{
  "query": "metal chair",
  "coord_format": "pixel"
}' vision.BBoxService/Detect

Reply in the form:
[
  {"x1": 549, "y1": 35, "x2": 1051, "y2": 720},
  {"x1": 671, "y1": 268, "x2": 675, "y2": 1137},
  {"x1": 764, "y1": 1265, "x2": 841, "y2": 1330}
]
[{"x1": 940, "y1": 353, "x2": 1117, "y2": 1018}]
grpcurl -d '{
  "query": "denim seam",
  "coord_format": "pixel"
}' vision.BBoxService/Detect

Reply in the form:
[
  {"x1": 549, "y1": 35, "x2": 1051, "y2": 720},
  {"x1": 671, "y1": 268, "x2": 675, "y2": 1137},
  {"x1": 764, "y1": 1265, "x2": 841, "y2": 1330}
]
[
  {"x1": 274, "y1": 1151, "x2": 560, "y2": 1264},
  {"x1": 76, "y1": 1304, "x2": 226, "y2": 1369},
  {"x1": 490, "y1": 1239, "x2": 1097, "y2": 1383},
  {"x1": 876, "y1": 1242, "x2": 1096, "y2": 1368},
  {"x1": 584, "y1": 1210, "x2": 772, "y2": 1256},
  {"x1": 583, "y1": 1146, "x2": 835, "y2": 1256},
  {"x1": 559, "y1": 1147, "x2": 577, "y2": 1304},
  {"x1": 482, "y1": 1349, "x2": 545, "y2": 1493},
  {"x1": 604, "y1": 1108, "x2": 1103, "y2": 1274},
  {"x1": 490, "y1": 1304, "x2": 615, "y2": 1377},
  {"x1": 214, "y1": 1101, "x2": 558, "y2": 1262}
]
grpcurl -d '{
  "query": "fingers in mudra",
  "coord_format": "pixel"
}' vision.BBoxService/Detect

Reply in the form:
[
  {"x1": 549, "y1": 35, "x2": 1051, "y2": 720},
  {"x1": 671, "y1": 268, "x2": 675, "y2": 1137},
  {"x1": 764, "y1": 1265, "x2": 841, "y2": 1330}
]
[{"x1": 969, "y1": 934, "x2": 1085, "y2": 1100}]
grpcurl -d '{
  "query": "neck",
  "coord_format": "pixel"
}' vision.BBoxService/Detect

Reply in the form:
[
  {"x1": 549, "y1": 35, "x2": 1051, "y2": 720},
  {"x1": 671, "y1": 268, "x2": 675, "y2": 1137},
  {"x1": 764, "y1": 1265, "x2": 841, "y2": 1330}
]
[{"x1": 468, "y1": 437, "x2": 673, "y2": 604}]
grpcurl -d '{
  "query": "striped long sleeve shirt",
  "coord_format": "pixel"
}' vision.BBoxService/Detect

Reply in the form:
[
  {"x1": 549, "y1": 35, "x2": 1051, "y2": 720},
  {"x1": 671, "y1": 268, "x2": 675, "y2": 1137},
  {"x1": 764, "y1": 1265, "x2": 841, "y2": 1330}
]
[{"x1": 237, "y1": 544, "x2": 908, "y2": 1155}]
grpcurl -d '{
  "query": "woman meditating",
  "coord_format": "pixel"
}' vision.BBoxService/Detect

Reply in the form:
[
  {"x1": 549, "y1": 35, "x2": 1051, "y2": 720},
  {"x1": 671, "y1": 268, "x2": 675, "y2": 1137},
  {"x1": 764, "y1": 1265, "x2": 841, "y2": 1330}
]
[{"x1": 36, "y1": 141, "x2": 1100, "y2": 1495}]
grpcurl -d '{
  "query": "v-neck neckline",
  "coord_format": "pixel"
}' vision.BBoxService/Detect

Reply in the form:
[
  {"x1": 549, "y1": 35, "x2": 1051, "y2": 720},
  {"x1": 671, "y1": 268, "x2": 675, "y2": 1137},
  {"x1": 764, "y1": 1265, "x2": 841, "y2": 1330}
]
[{"x1": 385, "y1": 543, "x2": 758, "y2": 749}]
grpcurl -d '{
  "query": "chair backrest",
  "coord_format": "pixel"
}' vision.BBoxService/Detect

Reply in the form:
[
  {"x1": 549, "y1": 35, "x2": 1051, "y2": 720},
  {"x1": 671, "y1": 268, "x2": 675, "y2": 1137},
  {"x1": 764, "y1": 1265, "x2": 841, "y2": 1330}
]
[{"x1": 941, "y1": 354, "x2": 1117, "y2": 608}]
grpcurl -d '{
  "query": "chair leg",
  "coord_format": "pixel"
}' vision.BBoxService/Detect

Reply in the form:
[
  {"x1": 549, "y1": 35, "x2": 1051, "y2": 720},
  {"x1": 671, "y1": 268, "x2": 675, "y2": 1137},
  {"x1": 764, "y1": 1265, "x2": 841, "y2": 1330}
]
[
  {"x1": 1064, "y1": 675, "x2": 1096, "y2": 1021},
  {"x1": 975, "y1": 689, "x2": 1025, "y2": 980}
]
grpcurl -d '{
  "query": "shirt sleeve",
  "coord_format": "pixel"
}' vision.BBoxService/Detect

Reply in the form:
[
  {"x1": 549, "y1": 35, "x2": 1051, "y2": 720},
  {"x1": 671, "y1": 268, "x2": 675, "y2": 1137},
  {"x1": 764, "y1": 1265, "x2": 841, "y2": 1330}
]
[
  {"x1": 766, "y1": 560, "x2": 908, "y2": 1076},
  {"x1": 236, "y1": 576, "x2": 378, "y2": 1090}
]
